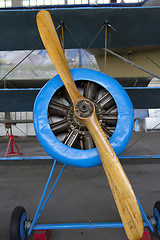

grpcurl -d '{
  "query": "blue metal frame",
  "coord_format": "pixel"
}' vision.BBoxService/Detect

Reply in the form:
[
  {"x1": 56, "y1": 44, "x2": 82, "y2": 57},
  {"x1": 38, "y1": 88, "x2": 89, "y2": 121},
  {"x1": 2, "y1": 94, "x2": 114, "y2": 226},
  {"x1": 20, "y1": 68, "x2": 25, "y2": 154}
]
[
  {"x1": 28, "y1": 160, "x2": 66, "y2": 236},
  {"x1": 154, "y1": 208, "x2": 160, "y2": 236},
  {"x1": 27, "y1": 160, "x2": 155, "y2": 237},
  {"x1": 137, "y1": 198, "x2": 154, "y2": 232},
  {"x1": 33, "y1": 222, "x2": 149, "y2": 231},
  {"x1": 1, "y1": 155, "x2": 160, "y2": 161}
]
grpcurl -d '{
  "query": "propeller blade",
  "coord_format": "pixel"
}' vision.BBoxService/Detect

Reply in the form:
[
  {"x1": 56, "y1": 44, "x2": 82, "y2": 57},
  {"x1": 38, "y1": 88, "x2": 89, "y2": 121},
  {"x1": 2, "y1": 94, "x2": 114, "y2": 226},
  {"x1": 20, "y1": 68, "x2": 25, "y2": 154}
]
[
  {"x1": 36, "y1": 10, "x2": 144, "y2": 240},
  {"x1": 79, "y1": 111, "x2": 143, "y2": 240},
  {"x1": 36, "y1": 10, "x2": 83, "y2": 105}
]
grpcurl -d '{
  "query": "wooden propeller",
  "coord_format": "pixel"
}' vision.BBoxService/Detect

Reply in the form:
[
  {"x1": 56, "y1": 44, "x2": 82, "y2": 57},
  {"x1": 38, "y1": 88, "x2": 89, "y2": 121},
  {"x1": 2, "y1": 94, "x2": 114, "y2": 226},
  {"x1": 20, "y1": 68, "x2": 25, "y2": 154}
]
[{"x1": 36, "y1": 10, "x2": 144, "y2": 240}]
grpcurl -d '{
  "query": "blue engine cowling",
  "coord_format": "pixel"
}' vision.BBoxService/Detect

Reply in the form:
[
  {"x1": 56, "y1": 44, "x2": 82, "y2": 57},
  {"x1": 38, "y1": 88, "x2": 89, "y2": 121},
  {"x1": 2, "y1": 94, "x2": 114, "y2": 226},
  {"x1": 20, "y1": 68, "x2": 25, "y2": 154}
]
[{"x1": 33, "y1": 68, "x2": 134, "y2": 168}]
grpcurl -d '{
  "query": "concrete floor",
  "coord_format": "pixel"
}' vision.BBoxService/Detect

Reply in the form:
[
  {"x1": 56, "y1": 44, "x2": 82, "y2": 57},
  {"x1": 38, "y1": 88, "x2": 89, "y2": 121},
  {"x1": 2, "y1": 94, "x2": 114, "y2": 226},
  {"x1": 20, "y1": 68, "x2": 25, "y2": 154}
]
[{"x1": 0, "y1": 132, "x2": 160, "y2": 239}]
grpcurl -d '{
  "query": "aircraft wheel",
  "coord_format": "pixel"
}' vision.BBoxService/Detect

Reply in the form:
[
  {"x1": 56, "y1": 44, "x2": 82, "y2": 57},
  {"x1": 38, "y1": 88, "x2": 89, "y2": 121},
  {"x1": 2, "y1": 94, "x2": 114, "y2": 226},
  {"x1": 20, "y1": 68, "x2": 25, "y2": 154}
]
[
  {"x1": 34, "y1": 68, "x2": 134, "y2": 168},
  {"x1": 10, "y1": 206, "x2": 27, "y2": 240},
  {"x1": 154, "y1": 201, "x2": 160, "y2": 237}
]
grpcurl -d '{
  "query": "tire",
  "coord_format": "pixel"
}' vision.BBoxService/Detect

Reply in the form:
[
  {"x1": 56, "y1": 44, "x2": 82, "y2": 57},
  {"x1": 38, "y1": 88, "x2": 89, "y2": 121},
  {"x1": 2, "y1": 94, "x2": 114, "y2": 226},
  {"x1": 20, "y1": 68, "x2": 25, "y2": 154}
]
[
  {"x1": 10, "y1": 206, "x2": 27, "y2": 240},
  {"x1": 154, "y1": 201, "x2": 160, "y2": 237}
]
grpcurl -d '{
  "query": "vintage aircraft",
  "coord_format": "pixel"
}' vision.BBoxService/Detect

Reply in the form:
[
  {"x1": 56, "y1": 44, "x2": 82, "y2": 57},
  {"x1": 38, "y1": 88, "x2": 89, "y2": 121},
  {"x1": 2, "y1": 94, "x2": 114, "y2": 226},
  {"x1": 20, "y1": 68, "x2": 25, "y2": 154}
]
[
  {"x1": 1, "y1": 0, "x2": 160, "y2": 114},
  {"x1": 0, "y1": 1, "x2": 160, "y2": 239}
]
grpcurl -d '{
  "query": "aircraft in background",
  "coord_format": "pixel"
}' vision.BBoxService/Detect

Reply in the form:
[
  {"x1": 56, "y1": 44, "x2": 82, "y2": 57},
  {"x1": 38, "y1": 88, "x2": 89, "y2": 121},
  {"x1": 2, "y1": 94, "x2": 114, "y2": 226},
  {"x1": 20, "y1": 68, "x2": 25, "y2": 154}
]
[{"x1": 0, "y1": 0, "x2": 160, "y2": 132}]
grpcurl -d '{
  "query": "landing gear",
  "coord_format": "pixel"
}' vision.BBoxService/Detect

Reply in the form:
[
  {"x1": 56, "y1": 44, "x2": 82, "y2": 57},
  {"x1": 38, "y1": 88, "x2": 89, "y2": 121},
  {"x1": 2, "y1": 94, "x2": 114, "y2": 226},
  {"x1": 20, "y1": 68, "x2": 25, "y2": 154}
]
[
  {"x1": 154, "y1": 201, "x2": 160, "y2": 237},
  {"x1": 10, "y1": 206, "x2": 27, "y2": 240},
  {"x1": 9, "y1": 161, "x2": 160, "y2": 239}
]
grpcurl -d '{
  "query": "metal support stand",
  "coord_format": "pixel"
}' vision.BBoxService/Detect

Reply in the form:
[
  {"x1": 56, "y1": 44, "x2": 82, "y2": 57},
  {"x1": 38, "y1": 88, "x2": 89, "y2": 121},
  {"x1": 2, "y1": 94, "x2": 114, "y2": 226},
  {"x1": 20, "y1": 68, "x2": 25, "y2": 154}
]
[
  {"x1": 27, "y1": 160, "x2": 155, "y2": 237},
  {"x1": 5, "y1": 124, "x2": 22, "y2": 157}
]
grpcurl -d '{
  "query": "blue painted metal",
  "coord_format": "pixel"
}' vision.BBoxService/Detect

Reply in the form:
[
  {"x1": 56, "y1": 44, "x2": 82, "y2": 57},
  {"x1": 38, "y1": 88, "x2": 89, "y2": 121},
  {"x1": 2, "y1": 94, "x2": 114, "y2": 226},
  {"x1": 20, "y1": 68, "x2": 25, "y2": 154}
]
[
  {"x1": 20, "y1": 212, "x2": 27, "y2": 240},
  {"x1": 28, "y1": 160, "x2": 58, "y2": 236},
  {"x1": 137, "y1": 198, "x2": 154, "y2": 232},
  {"x1": 33, "y1": 68, "x2": 134, "y2": 168},
  {"x1": 119, "y1": 155, "x2": 160, "y2": 159},
  {"x1": 0, "y1": 156, "x2": 53, "y2": 161},
  {"x1": 154, "y1": 208, "x2": 160, "y2": 236},
  {"x1": 33, "y1": 222, "x2": 124, "y2": 230},
  {"x1": 32, "y1": 221, "x2": 148, "y2": 230},
  {"x1": 1, "y1": 155, "x2": 160, "y2": 161},
  {"x1": 36, "y1": 164, "x2": 66, "y2": 221},
  {"x1": 26, "y1": 154, "x2": 152, "y2": 237}
]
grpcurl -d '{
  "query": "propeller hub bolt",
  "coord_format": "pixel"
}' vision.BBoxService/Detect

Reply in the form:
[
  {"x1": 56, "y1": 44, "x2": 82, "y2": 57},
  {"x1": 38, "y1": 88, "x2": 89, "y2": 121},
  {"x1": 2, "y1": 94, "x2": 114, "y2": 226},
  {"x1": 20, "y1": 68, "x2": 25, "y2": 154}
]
[
  {"x1": 80, "y1": 101, "x2": 89, "y2": 112},
  {"x1": 75, "y1": 100, "x2": 94, "y2": 118}
]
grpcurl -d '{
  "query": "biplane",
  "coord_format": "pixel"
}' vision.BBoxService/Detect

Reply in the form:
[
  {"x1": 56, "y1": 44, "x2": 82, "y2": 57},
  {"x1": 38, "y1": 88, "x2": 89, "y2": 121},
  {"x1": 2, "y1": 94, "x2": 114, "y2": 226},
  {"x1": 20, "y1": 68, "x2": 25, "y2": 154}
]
[{"x1": 0, "y1": 1, "x2": 160, "y2": 240}]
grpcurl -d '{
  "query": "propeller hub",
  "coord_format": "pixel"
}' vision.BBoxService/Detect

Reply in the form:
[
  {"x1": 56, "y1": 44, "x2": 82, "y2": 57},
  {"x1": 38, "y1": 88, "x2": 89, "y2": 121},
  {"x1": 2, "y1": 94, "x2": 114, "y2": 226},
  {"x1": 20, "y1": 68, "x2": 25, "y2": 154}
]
[{"x1": 75, "y1": 100, "x2": 94, "y2": 118}]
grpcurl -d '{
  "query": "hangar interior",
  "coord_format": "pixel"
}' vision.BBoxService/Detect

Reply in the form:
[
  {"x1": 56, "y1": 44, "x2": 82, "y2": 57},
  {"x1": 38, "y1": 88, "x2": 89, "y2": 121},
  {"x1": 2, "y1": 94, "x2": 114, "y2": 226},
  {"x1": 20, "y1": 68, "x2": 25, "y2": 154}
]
[{"x1": 1, "y1": 0, "x2": 160, "y2": 240}]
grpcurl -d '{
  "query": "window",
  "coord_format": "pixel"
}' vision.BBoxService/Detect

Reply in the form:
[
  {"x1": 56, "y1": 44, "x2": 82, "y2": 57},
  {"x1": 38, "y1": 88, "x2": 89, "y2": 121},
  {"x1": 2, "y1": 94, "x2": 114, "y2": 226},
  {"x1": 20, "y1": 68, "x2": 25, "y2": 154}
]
[{"x1": 0, "y1": 0, "x2": 11, "y2": 7}]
